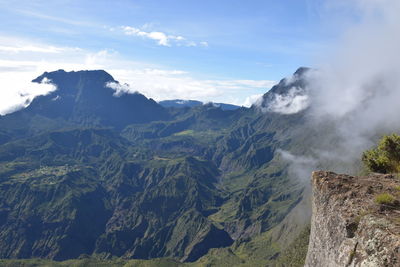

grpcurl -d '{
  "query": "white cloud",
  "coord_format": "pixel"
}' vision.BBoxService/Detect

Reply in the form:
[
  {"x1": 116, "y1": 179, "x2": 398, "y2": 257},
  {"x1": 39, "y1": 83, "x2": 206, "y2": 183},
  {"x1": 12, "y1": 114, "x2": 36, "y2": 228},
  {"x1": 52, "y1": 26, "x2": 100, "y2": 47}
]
[
  {"x1": 0, "y1": 36, "x2": 81, "y2": 54},
  {"x1": 121, "y1": 26, "x2": 183, "y2": 46},
  {"x1": 278, "y1": 149, "x2": 318, "y2": 181},
  {"x1": 0, "y1": 75, "x2": 56, "y2": 115},
  {"x1": 222, "y1": 80, "x2": 275, "y2": 89},
  {"x1": 119, "y1": 25, "x2": 207, "y2": 47},
  {"x1": 266, "y1": 87, "x2": 310, "y2": 114},
  {"x1": 0, "y1": 45, "x2": 64, "y2": 54},
  {"x1": 243, "y1": 94, "x2": 263, "y2": 107},
  {"x1": 105, "y1": 81, "x2": 138, "y2": 97},
  {"x1": 110, "y1": 68, "x2": 275, "y2": 104}
]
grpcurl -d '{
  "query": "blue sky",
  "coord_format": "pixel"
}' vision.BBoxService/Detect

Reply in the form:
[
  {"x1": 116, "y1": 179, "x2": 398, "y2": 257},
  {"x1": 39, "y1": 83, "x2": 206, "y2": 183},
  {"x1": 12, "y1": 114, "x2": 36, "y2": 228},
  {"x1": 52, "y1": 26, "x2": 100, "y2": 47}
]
[{"x1": 0, "y1": 0, "x2": 362, "y2": 110}]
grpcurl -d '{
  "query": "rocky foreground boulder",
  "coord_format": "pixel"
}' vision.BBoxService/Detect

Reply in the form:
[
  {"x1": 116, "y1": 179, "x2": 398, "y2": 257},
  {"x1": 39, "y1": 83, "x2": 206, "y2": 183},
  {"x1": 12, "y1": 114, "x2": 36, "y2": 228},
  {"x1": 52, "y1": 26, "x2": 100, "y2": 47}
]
[{"x1": 305, "y1": 171, "x2": 400, "y2": 267}]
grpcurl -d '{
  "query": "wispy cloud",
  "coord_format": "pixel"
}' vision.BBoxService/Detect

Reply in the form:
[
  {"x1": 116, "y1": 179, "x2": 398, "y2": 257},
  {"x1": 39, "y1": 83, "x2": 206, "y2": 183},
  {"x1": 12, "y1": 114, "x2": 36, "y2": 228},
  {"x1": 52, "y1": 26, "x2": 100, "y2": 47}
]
[
  {"x1": 0, "y1": 37, "x2": 82, "y2": 54},
  {"x1": 0, "y1": 45, "x2": 64, "y2": 54},
  {"x1": 118, "y1": 25, "x2": 208, "y2": 47},
  {"x1": 15, "y1": 8, "x2": 92, "y2": 27},
  {"x1": 278, "y1": 149, "x2": 318, "y2": 181},
  {"x1": 121, "y1": 26, "x2": 182, "y2": 46}
]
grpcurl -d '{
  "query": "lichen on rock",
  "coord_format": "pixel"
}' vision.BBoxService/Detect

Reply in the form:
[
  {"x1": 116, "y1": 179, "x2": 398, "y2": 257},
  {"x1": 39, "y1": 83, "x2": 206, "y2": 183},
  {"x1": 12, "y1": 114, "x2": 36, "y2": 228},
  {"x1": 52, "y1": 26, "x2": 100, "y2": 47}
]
[{"x1": 305, "y1": 171, "x2": 400, "y2": 267}]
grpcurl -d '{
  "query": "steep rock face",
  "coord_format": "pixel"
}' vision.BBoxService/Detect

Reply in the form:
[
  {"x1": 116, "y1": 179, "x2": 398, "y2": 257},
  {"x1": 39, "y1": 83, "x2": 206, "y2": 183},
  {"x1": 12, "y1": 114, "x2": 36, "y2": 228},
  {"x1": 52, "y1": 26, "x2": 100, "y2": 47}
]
[{"x1": 305, "y1": 171, "x2": 400, "y2": 267}]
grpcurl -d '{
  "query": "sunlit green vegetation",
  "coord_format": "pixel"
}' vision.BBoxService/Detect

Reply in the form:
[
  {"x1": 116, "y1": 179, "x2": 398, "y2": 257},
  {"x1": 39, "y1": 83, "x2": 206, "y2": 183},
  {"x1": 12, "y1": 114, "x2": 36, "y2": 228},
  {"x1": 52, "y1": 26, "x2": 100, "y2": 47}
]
[
  {"x1": 362, "y1": 134, "x2": 400, "y2": 173},
  {"x1": 375, "y1": 193, "x2": 396, "y2": 205}
]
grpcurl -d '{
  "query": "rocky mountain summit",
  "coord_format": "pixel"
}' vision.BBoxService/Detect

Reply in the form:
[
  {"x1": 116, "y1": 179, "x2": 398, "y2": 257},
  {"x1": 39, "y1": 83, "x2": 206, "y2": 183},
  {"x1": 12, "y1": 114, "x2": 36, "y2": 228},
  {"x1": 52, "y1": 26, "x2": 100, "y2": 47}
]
[{"x1": 305, "y1": 171, "x2": 400, "y2": 267}]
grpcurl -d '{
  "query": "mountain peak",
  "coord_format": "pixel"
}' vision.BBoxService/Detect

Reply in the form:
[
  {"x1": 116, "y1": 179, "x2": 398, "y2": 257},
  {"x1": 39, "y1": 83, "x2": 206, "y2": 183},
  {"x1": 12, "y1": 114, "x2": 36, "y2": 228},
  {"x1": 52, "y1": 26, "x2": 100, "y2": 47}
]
[
  {"x1": 293, "y1": 67, "x2": 311, "y2": 76},
  {"x1": 32, "y1": 69, "x2": 115, "y2": 85},
  {"x1": 22, "y1": 69, "x2": 170, "y2": 128}
]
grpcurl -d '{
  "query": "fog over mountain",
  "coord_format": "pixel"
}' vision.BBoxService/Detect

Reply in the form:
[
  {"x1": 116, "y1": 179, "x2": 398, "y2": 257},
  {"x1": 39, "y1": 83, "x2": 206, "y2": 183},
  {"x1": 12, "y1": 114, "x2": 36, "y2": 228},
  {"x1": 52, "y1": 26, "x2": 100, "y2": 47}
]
[{"x1": 261, "y1": 0, "x2": 400, "y2": 176}]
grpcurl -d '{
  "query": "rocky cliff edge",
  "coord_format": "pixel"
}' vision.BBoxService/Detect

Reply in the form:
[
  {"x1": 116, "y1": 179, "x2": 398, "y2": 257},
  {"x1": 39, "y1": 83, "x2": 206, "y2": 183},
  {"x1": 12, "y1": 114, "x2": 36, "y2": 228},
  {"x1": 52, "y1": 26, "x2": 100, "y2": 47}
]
[{"x1": 305, "y1": 171, "x2": 400, "y2": 267}]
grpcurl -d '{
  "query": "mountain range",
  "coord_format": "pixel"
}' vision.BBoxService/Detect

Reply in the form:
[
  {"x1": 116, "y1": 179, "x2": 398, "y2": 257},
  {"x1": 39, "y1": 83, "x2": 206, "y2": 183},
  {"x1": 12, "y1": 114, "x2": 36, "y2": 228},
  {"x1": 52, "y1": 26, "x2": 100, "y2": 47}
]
[
  {"x1": 158, "y1": 100, "x2": 240, "y2": 111},
  {"x1": 0, "y1": 68, "x2": 315, "y2": 266}
]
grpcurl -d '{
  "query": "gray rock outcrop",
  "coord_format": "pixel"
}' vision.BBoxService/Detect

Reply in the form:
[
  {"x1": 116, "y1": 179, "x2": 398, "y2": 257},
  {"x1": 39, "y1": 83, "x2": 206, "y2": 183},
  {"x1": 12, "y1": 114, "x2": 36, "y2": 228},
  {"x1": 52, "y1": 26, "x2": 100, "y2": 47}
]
[{"x1": 305, "y1": 171, "x2": 400, "y2": 267}]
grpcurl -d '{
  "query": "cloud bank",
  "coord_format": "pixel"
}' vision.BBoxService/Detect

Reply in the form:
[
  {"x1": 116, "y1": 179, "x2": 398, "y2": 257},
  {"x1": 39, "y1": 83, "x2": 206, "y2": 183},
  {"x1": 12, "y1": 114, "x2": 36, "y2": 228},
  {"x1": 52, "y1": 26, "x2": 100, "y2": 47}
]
[
  {"x1": 104, "y1": 68, "x2": 275, "y2": 105},
  {"x1": 309, "y1": 0, "x2": 400, "y2": 163},
  {"x1": 273, "y1": 0, "x2": 400, "y2": 176}
]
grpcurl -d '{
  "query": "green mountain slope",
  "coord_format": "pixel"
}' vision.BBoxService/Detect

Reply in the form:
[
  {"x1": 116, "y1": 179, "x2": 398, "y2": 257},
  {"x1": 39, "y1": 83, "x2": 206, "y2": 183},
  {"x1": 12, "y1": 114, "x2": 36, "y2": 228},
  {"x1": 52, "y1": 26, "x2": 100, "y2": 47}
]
[{"x1": 0, "y1": 69, "x2": 315, "y2": 265}]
